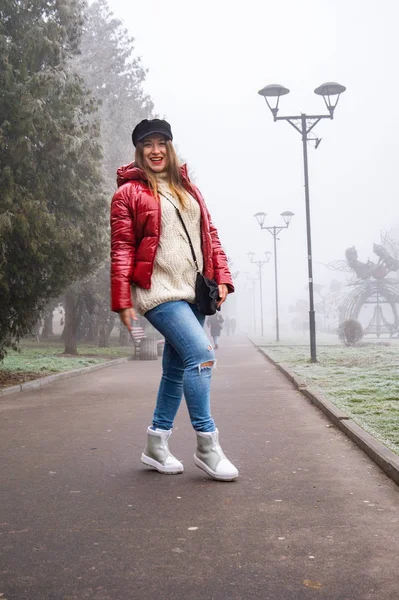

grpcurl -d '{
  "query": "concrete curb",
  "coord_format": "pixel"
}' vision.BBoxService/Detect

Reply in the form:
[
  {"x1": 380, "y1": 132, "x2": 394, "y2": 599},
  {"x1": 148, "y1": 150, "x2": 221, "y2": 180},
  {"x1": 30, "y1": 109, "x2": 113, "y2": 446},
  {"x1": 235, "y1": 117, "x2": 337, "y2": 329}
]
[
  {"x1": 0, "y1": 356, "x2": 131, "y2": 399},
  {"x1": 254, "y1": 342, "x2": 399, "y2": 487}
]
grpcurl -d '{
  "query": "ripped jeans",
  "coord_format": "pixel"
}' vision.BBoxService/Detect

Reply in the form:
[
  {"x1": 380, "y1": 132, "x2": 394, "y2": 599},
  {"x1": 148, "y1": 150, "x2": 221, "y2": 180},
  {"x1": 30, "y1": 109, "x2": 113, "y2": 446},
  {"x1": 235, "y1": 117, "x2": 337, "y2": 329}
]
[{"x1": 145, "y1": 301, "x2": 216, "y2": 432}]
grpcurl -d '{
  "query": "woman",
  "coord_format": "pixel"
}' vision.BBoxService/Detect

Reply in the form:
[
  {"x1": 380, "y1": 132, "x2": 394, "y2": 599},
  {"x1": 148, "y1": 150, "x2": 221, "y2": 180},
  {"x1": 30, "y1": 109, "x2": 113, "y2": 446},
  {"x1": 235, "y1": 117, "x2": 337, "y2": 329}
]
[
  {"x1": 110, "y1": 118, "x2": 238, "y2": 481},
  {"x1": 207, "y1": 313, "x2": 224, "y2": 349}
]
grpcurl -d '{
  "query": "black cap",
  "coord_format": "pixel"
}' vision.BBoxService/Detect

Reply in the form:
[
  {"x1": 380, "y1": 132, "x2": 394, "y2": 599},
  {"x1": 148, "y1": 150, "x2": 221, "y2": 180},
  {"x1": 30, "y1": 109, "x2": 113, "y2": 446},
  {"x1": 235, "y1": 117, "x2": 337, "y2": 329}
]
[{"x1": 132, "y1": 119, "x2": 173, "y2": 147}]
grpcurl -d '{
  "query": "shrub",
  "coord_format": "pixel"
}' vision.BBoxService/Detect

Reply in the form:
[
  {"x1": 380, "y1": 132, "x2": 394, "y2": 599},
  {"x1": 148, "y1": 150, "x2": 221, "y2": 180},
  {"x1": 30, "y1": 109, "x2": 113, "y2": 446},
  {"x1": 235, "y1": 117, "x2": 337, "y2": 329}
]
[{"x1": 338, "y1": 319, "x2": 364, "y2": 347}]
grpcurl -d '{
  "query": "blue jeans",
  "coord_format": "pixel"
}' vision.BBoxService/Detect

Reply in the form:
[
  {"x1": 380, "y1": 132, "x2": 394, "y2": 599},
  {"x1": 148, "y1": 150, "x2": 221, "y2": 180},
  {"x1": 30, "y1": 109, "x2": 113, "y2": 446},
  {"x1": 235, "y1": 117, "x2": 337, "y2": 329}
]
[{"x1": 145, "y1": 301, "x2": 216, "y2": 432}]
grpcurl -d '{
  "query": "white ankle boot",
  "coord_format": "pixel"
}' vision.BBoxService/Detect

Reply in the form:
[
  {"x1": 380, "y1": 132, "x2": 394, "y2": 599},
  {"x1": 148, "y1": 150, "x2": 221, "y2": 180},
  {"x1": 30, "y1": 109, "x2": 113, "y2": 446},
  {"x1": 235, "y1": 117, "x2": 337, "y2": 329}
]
[
  {"x1": 141, "y1": 427, "x2": 183, "y2": 474},
  {"x1": 194, "y1": 429, "x2": 239, "y2": 481}
]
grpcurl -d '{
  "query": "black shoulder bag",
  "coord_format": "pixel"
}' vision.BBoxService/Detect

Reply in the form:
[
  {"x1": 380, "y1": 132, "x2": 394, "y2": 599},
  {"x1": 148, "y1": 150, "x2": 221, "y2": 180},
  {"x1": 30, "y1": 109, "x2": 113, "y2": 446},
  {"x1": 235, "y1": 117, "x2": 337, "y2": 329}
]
[{"x1": 160, "y1": 193, "x2": 220, "y2": 315}]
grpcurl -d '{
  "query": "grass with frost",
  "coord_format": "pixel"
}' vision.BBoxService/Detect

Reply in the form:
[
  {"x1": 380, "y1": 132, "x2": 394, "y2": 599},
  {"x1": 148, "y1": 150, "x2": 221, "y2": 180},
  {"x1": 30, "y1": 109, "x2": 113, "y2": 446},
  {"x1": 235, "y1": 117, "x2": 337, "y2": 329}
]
[
  {"x1": 259, "y1": 342, "x2": 399, "y2": 455},
  {"x1": 0, "y1": 342, "x2": 133, "y2": 388}
]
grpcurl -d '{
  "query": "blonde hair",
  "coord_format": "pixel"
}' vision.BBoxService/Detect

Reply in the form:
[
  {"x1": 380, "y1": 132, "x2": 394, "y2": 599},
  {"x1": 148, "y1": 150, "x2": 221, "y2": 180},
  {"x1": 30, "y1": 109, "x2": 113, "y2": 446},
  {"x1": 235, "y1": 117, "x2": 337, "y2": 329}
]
[{"x1": 135, "y1": 139, "x2": 189, "y2": 209}]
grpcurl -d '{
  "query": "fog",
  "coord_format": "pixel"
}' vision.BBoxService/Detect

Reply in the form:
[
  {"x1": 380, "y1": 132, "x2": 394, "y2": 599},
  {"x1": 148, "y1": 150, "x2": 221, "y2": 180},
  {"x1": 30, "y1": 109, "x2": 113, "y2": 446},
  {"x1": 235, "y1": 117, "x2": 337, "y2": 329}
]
[{"x1": 107, "y1": 0, "x2": 399, "y2": 334}]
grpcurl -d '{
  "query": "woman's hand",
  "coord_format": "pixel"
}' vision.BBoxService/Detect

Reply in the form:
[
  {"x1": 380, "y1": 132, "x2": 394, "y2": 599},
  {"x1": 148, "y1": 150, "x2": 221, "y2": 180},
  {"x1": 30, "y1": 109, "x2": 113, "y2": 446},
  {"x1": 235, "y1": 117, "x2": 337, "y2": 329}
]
[
  {"x1": 217, "y1": 284, "x2": 229, "y2": 308},
  {"x1": 119, "y1": 307, "x2": 138, "y2": 331}
]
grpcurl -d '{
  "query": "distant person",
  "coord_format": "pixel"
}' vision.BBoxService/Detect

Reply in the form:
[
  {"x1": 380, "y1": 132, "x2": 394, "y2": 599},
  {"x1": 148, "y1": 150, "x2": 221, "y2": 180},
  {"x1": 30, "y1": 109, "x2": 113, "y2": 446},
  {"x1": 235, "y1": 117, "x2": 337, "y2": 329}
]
[
  {"x1": 110, "y1": 118, "x2": 238, "y2": 481},
  {"x1": 207, "y1": 313, "x2": 224, "y2": 349},
  {"x1": 224, "y1": 316, "x2": 231, "y2": 336},
  {"x1": 230, "y1": 316, "x2": 237, "y2": 335}
]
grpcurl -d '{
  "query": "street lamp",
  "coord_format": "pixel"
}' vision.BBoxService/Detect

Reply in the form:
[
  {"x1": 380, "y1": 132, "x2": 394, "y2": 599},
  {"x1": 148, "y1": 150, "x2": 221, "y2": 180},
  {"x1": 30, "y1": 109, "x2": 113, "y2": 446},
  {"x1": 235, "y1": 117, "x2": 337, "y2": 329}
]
[
  {"x1": 254, "y1": 211, "x2": 294, "y2": 342},
  {"x1": 248, "y1": 251, "x2": 272, "y2": 337},
  {"x1": 245, "y1": 272, "x2": 259, "y2": 335},
  {"x1": 258, "y1": 82, "x2": 346, "y2": 362}
]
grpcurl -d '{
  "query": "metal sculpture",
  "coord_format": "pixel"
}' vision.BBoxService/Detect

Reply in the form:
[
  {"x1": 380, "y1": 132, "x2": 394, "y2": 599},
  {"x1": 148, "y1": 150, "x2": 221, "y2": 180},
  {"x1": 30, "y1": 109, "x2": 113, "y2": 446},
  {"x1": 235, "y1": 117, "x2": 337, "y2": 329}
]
[{"x1": 327, "y1": 232, "x2": 399, "y2": 337}]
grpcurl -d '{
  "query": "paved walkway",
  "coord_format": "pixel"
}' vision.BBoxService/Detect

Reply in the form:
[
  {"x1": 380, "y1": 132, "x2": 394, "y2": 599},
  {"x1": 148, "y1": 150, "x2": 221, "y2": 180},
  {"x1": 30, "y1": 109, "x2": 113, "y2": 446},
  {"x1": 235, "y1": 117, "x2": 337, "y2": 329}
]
[{"x1": 0, "y1": 338, "x2": 398, "y2": 600}]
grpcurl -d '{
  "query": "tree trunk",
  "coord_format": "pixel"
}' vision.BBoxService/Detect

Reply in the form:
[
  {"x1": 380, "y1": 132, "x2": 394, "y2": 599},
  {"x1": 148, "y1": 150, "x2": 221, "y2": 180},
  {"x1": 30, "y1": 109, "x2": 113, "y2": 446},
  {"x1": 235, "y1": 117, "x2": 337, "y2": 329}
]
[
  {"x1": 31, "y1": 319, "x2": 41, "y2": 342},
  {"x1": 98, "y1": 313, "x2": 116, "y2": 348},
  {"x1": 41, "y1": 300, "x2": 58, "y2": 340},
  {"x1": 98, "y1": 325, "x2": 107, "y2": 348},
  {"x1": 63, "y1": 291, "x2": 83, "y2": 355},
  {"x1": 119, "y1": 324, "x2": 129, "y2": 346},
  {"x1": 86, "y1": 316, "x2": 98, "y2": 343},
  {"x1": 41, "y1": 310, "x2": 54, "y2": 339},
  {"x1": 77, "y1": 310, "x2": 89, "y2": 341}
]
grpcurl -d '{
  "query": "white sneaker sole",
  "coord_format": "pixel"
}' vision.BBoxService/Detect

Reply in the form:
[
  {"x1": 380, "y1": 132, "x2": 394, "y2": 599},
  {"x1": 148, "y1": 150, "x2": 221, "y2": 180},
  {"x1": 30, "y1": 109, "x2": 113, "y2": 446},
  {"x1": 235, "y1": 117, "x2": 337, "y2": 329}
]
[
  {"x1": 141, "y1": 453, "x2": 183, "y2": 474},
  {"x1": 194, "y1": 454, "x2": 239, "y2": 481}
]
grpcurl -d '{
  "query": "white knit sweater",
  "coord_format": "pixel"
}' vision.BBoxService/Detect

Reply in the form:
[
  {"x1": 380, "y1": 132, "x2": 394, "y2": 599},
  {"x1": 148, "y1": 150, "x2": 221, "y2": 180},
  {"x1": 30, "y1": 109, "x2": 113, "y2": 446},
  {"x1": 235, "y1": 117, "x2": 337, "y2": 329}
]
[{"x1": 134, "y1": 180, "x2": 204, "y2": 315}]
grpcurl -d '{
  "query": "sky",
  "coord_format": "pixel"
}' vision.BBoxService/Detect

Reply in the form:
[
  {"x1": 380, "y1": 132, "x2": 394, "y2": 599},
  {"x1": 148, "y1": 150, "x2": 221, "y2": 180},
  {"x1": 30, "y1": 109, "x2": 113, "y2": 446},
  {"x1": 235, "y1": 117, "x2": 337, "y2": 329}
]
[{"x1": 107, "y1": 0, "x2": 399, "y2": 331}]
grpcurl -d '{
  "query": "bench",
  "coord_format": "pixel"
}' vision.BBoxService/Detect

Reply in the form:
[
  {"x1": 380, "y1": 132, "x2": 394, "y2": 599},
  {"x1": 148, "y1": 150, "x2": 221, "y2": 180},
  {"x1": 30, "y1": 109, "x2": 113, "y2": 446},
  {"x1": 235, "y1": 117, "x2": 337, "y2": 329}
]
[
  {"x1": 130, "y1": 327, "x2": 146, "y2": 359},
  {"x1": 130, "y1": 327, "x2": 164, "y2": 360}
]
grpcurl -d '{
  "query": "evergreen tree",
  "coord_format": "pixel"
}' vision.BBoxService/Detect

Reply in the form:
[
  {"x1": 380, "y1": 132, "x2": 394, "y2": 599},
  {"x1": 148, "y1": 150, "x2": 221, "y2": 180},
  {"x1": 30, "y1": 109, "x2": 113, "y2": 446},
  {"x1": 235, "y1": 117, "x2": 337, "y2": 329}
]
[
  {"x1": 0, "y1": 0, "x2": 108, "y2": 359},
  {"x1": 60, "y1": 0, "x2": 154, "y2": 351},
  {"x1": 74, "y1": 0, "x2": 154, "y2": 190}
]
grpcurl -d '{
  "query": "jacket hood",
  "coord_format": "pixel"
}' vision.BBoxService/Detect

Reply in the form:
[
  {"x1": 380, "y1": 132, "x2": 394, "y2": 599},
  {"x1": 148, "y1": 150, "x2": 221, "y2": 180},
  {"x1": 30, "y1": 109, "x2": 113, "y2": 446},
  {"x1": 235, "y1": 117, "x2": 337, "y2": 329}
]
[{"x1": 116, "y1": 162, "x2": 190, "y2": 188}]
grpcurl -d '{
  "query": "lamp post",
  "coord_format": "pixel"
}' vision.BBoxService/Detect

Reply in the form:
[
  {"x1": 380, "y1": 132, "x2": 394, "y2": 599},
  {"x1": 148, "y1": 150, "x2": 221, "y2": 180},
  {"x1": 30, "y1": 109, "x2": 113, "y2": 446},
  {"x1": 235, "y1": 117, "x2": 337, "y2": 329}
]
[
  {"x1": 258, "y1": 82, "x2": 346, "y2": 362},
  {"x1": 245, "y1": 272, "x2": 259, "y2": 335},
  {"x1": 254, "y1": 211, "x2": 294, "y2": 342},
  {"x1": 248, "y1": 251, "x2": 272, "y2": 337}
]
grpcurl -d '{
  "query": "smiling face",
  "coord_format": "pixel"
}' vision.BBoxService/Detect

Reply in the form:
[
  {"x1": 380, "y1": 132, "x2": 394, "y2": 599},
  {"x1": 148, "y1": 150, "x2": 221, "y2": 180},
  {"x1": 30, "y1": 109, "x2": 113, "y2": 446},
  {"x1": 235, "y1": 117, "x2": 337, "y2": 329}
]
[{"x1": 142, "y1": 134, "x2": 168, "y2": 173}]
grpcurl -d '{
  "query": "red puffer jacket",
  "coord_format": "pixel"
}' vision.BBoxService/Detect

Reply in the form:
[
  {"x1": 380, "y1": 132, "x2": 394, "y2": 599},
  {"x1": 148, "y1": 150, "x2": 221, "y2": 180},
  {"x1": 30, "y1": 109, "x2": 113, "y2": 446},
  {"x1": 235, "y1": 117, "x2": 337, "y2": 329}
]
[{"x1": 110, "y1": 162, "x2": 234, "y2": 312}]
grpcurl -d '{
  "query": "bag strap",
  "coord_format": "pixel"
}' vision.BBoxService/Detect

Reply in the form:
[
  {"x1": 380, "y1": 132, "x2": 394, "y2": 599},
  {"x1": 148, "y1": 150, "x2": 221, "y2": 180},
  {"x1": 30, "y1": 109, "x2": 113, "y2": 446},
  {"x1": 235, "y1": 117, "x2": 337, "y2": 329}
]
[{"x1": 159, "y1": 191, "x2": 200, "y2": 273}]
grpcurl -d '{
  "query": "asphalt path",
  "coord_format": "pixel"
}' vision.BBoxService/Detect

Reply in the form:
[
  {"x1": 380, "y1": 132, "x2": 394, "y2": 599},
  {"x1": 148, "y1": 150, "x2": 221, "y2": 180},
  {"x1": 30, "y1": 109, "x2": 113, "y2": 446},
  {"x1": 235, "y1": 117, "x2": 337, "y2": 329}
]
[{"x1": 0, "y1": 338, "x2": 398, "y2": 600}]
